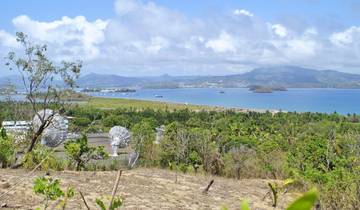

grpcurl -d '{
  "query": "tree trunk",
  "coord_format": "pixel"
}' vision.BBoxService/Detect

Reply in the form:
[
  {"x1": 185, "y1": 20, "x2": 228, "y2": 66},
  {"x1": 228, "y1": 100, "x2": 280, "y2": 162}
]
[{"x1": 27, "y1": 123, "x2": 47, "y2": 152}]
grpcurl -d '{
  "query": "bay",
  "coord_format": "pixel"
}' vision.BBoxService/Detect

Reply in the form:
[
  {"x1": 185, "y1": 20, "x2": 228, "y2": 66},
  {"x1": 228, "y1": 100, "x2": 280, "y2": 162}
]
[{"x1": 88, "y1": 88, "x2": 360, "y2": 115}]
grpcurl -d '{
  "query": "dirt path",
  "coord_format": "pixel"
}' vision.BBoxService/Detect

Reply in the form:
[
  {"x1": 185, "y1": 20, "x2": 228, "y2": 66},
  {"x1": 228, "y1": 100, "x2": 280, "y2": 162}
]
[{"x1": 0, "y1": 168, "x2": 298, "y2": 210}]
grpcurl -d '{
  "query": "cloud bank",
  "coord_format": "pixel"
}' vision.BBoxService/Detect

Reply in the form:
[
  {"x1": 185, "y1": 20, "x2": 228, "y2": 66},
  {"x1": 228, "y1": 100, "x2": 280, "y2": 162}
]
[{"x1": 1, "y1": 0, "x2": 360, "y2": 76}]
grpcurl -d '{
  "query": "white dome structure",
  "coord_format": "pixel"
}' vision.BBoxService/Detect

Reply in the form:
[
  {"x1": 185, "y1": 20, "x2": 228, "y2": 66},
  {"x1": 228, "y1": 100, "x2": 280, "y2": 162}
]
[
  {"x1": 33, "y1": 109, "x2": 68, "y2": 147},
  {"x1": 108, "y1": 126, "x2": 131, "y2": 157}
]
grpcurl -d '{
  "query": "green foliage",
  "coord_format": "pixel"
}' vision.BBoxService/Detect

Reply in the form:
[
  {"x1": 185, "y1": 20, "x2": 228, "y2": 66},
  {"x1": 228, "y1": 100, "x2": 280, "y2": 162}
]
[
  {"x1": 23, "y1": 145, "x2": 63, "y2": 171},
  {"x1": 268, "y1": 182, "x2": 279, "y2": 207},
  {"x1": 0, "y1": 130, "x2": 14, "y2": 168},
  {"x1": 132, "y1": 120, "x2": 158, "y2": 166},
  {"x1": 240, "y1": 200, "x2": 250, "y2": 210},
  {"x1": 96, "y1": 196, "x2": 123, "y2": 210},
  {"x1": 103, "y1": 115, "x2": 131, "y2": 128},
  {"x1": 2, "y1": 100, "x2": 360, "y2": 208},
  {"x1": 64, "y1": 135, "x2": 108, "y2": 170},
  {"x1": 33, "y1": 176, "x2": 75, "y2": 210},
  {"x1": 220, "y1": 189, "x2": 317, "y2": 210},
  {"x1": 1, "y1": 128, "x2": 7, "y2": 138},
  {"x1": 267, "y1": 179, "x2": 295, "y2": 207},
  {"x1": 286, "y1": 189, "x2": 318, "y2": 210},
  {"x1": 72, "y1": 117, "x2": 92, "y2": 128}
]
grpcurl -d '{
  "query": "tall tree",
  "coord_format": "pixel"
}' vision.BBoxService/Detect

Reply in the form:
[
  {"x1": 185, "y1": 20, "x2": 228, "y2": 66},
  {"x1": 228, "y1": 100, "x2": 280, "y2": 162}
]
[{"x1": 5, "y1": 32, "x2": 81, "y2": 152}]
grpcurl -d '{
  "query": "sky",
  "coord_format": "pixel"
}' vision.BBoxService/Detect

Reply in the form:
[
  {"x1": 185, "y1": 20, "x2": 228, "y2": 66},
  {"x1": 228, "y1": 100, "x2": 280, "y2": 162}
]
[{"x1": 1, "y1": 0, "x2": 360, "y2": 76}]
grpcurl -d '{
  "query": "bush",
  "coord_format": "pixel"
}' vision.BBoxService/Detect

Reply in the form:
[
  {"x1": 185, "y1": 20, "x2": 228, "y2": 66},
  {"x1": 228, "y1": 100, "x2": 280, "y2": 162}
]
[
  {"x1": 23, "y1": 145, "x2": 64, "y2": 171},
  {"x1": 0, "y1": 129, "x2": 14, "y2": 168},
  {"x1": 64, "y1": 135, "x2": 108, "y2": 170},
  {"x1": 33, "y1": 176, "x2": 75, "y2": 210},
  {"x1": 132, "y1": 120, "x2": 159, "y2": 166},
  {"x1": 72, "y1": 117, "x2": 92, "y2": 128}
]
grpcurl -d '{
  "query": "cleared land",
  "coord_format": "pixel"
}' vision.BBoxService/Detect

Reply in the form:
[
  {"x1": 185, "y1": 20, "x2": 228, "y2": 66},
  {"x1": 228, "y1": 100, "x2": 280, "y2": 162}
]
[
  {"x1": 0, "y1": 168, "x2": 299, "y2": 210},
  {"x1": 84, "y1": 97, "x2": 219, "y2": 111},
  {"x1": 82, "y1": 97, "x2": 273, "y2": 113}
]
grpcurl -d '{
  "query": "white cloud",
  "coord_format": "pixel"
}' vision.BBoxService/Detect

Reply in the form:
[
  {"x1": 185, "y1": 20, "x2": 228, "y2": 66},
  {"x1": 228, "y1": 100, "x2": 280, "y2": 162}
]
[
  {"x1": 115, "y1": 0, "x2": 138, "y2": 15},
  {"x1": 233, "y1": 9, "x2": 254, "y2": 17},
  {"x1": 12, "y1": 15, "x2": 108, "y2": 60},
  {"x1": 330, "y1": 26, "x2": 360, "y2": 46},
  {"x1": 271, "y1": 24, "x2": 288, "y2": 38},
  {"x1": 0, "y1": 0, "x2": 360, "y2": 75},
  {"x1": 0, "y1": 30, "x2": 18, "y2": 48},
  {"x1": 205, "y1": 31, "x2": 236, "y2": 53},
  {"x1": 146, "y1": 36, "x2": 169, "y2": 54}
]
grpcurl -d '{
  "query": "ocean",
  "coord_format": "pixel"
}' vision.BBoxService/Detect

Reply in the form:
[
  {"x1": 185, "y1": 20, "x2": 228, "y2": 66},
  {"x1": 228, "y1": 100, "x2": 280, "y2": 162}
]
[{"x1": 88, "y1": 88, "x2": 360, "y2": 115}]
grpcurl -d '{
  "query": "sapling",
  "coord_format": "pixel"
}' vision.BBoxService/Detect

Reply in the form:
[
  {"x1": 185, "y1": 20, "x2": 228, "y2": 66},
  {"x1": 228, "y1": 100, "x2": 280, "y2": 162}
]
[
  {"x1": 33, "y1": 176, "x2": 74, "y2": 210},
  {"x1": 95, "y1": 196, "x2": 123, "y2": 210},
  {"x1": 266, "y1": 179, "x2": 294, "y2": 207}
]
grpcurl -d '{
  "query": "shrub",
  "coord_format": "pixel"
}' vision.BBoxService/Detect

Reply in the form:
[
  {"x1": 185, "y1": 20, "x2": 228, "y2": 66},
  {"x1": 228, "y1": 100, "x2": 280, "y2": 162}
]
[
  {"x1": 33, "y1": 176, "x2": 74, "y2": 210},
  {"x1": 72, "y1": 117, "x2": 92, "y2": 128},
  {"x1": 23, "y1": 145, "x2": 63, "y2": 171},
  {"x1": 132, "y1": 121, "x2": 159, "y2": 166},
  {"x1": 96, "y1": 196, "x2": 123, "y2": 210},
  {"x1": 64, "y1": 135, "x2": 108, "y2": 170},
  {"x1": 0, "y1": 129, "x2": 14, "y2": 168}
]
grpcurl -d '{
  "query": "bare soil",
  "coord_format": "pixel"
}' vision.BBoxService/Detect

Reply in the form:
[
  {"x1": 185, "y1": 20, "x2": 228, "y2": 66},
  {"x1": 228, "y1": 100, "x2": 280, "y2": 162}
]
[{"x1": 0, "y1": 168, "x2": 299, "y2": 210}]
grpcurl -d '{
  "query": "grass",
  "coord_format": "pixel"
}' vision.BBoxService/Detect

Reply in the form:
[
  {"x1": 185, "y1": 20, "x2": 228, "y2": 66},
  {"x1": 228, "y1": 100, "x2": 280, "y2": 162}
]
[{"x1": 83, "y1": 97, "x2": 223, "y2": 111}]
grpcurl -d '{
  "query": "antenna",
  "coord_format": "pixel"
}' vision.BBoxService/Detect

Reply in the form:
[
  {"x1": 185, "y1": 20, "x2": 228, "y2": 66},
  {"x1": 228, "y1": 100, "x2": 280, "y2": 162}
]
[
  {"x1": 32, "y1": 109, "x2": 68, "y2": 147},
  {"x1": 108, "y1": 126, "x2": 131, "y2": 157}
]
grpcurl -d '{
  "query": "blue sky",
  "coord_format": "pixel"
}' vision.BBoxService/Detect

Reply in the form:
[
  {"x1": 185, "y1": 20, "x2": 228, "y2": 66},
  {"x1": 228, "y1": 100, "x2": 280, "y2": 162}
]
[
  {"x1": 2, "y1": 0, "x2": 359, "y2": 29},
  {"x1": 1, "y1": 0, "x2": 360, "y2": 76}
]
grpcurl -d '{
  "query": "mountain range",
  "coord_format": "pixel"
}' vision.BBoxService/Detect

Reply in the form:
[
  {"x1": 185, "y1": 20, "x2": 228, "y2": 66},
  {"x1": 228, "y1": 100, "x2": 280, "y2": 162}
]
[{"x1": 2, "y1": 66, "x2": 360, "y2": 89}]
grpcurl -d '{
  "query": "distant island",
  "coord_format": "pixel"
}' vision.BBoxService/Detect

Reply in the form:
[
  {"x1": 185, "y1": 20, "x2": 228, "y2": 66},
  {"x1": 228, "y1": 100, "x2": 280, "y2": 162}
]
[
  {"x1": 81, "y1": 88, "x2": 136, "y2": 93},
  {"x1": 248, "y1": 85, "x2": 287, "y2": 93}
]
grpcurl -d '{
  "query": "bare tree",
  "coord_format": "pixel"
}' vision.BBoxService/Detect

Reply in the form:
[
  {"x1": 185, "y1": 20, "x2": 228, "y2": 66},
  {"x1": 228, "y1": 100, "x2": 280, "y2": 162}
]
[{"x1": 5, "y1": 32, "x2": 81, "y2": 153}]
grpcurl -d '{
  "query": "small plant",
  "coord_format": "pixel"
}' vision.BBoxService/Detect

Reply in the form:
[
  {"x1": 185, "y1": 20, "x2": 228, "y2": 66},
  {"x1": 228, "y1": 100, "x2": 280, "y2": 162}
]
[
  {"x1": 33, "y1": 176, "x2": 75, "y2": 210},
  {"x1": 220, "y1": 189, "x2": 317, "y2": 210},
  {"x1": 189, "y1": 150, "x2": 201, "y2": 173},
  {"x1": 240, "y1": 200, "x2": 250, "y2": 210},
  {"x1": 64, "y1": 135, "x2": 108, "y2": 170},
  {"x1": 96, "y1": 196, "x2": 123, "y2": 210},
  {"x1": 267, "y1": 179, "x2": 294, "y2": 207}
]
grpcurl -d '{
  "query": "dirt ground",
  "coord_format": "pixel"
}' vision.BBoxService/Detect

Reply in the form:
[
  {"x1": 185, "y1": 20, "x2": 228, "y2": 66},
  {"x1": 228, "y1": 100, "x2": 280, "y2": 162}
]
[{"x1": 0, "y1": 167, "x2": 299, "y2": 210}]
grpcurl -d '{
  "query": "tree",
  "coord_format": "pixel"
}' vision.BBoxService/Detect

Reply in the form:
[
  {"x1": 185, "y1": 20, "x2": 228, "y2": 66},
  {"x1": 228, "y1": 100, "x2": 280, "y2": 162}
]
[
  {"x1": 132, "y1": 121, "x2": 157, "y2": 166},
  {"x1": 64, "y1": 135, "x2": 108, "y2": 170},
  {"x1": 5, "y1": 32, "x2": 81, "y2": 152}
]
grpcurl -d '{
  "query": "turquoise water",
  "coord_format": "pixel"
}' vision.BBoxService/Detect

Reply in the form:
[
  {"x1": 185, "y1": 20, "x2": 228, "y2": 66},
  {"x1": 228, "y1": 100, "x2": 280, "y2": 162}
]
[{"x1": 88, "y1": 88, "x2": 360, "y2": 114}]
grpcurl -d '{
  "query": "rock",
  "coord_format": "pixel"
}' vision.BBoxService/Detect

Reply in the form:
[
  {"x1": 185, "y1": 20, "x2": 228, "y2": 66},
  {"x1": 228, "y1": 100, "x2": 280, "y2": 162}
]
[{"x1": 0, "y1": 181, "x2": 10, "y2": 189}]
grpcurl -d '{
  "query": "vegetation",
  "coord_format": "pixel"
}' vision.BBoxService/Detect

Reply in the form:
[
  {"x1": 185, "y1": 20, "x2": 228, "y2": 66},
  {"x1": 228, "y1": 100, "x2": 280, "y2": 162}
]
[
  {"x1": 4, "y1": 32, "x2": 81, "y2": 153},
  {"x1": 1, "y1": 99, "x2": 360, "y2": 208},
  {"x1": 85, "y1": 97, "x2": 220, "y2": 111},
  {"x1": 23, "y1": 144, "x2": 64, "y2": 171},
  {"x1": 0, "y1": 129, "x2": 14, "y2": 168},
  {"x1": 64, "y1": 135, "x2": 108, "y2": 170},
  {"x1": 95, "y1": 197, "x2": 123, "y2": 210},
  {"x1": 33, "y1": 176, "x2": 75, "y2": 210}
]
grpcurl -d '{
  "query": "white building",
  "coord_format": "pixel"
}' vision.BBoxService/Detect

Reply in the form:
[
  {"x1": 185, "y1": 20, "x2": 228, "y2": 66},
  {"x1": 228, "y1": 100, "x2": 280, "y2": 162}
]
[{"x1": 2, "y1": 121, "x2": 31, "y2": 133}]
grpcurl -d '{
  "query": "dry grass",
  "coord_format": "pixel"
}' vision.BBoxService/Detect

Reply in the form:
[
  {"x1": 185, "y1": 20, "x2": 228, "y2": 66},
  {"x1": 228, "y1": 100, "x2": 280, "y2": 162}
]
[
  {"x1": 83, "y1": 97, "x2": 228, "y2": 111},
  {"x1": 0, "y1": 168, "x2": 299, "y2": 210}
]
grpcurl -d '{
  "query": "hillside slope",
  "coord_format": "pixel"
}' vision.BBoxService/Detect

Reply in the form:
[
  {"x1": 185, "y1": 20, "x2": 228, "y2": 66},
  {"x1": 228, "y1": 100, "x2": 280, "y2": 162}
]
[{"x1": 0, "y1": 168, "x2": 298, "y2": 210}]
